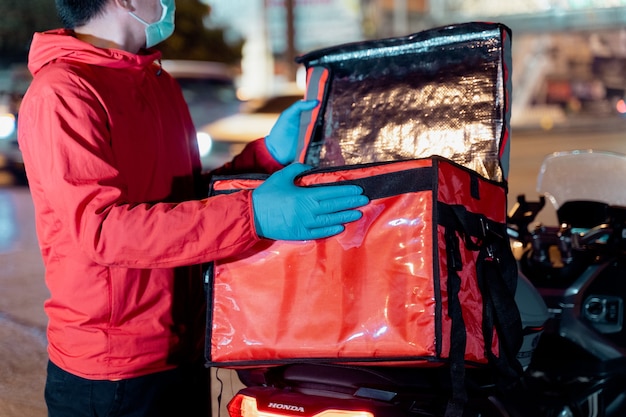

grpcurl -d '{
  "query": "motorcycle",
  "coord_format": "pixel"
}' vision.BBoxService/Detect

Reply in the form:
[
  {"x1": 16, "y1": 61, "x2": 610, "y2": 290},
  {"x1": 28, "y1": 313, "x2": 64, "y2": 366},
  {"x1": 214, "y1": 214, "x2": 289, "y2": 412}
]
[
  {"x1": 220, "y1": 150, "x2": 626, "y2": 417},
  {"x1": 505, "y1": 149, "x2": 626, "y2": 417}
]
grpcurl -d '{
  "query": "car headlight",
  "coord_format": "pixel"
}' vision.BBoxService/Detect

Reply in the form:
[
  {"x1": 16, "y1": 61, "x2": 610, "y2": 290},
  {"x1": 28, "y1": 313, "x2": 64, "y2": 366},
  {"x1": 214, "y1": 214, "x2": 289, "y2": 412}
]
[
  {"x1": 196, "y1": 131, "x2": 213, "y2": 157},
  {"x1": 0, "y1": 113, "x2": 16, "y2": 139}
]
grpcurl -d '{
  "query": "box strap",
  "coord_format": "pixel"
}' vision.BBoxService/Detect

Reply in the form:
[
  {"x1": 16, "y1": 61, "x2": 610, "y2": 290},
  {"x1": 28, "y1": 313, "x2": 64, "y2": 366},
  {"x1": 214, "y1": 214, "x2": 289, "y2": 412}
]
[
  {"x1": 443, "y1": 227, "x2": 467, "y2": 417},
  {"x1": 440, "y1": 204, "x2": 523, "y2": 417},
  {"x1": 476, "y1": 230, "x2": 524, "y2": 383},
  {"x1": 443, "y1": 204, "x2": 523, "y2": 381}
]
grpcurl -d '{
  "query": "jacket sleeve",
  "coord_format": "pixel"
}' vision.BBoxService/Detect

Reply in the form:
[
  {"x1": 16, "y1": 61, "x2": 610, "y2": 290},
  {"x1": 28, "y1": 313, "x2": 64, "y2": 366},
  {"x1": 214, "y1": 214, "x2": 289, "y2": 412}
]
[
  {"x1": 200, "y1": 139, "x2": 284, "y2": 192},
  {"x1": 18, "y1": 77, "x2": 261, "y2": 269}
]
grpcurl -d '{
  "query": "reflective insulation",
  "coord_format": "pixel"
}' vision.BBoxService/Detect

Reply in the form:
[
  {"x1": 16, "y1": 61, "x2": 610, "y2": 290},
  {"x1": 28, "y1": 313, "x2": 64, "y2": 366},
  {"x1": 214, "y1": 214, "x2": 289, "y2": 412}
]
[{"x1": 296, "y1": 22, "x2": 512, "y2": 182}]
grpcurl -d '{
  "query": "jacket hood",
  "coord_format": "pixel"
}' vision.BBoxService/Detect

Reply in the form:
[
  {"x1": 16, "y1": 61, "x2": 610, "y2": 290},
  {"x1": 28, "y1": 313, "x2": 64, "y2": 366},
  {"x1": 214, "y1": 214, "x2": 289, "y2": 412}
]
[{"x1": 28, "y1": 29, "x2": 161, "y2": 76}]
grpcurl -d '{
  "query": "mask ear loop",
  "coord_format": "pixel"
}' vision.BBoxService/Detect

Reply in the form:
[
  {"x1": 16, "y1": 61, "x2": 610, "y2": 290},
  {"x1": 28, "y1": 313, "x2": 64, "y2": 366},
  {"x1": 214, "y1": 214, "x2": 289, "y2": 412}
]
[
  {"x1": 128, "y1": 11, "x2": 151, "y2": 27},
  {"x1": 124, "y1": 0, "x2": 150, "y2": 29}
]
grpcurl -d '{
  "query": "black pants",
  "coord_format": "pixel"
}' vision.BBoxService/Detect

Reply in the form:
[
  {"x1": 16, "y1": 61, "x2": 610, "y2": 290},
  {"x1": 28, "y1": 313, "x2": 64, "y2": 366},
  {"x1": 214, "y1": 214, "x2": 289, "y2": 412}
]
[{"x1": 45, "y1": 360, "x2": 210, "y2": 417}]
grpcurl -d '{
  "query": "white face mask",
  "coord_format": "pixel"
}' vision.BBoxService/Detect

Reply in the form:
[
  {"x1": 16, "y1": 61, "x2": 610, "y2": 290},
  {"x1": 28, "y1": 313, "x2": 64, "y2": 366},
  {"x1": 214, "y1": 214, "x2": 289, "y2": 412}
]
[{"x1": 129, "y1": 0, "x2": 176, "y2": 48}]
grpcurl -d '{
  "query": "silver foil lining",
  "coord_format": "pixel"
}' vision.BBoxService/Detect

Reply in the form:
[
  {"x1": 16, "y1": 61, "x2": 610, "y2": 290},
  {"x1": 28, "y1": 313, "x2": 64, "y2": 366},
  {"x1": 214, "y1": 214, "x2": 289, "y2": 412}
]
[{"x1": 301, "y1": 25, "x2": 507, "y2": 182}]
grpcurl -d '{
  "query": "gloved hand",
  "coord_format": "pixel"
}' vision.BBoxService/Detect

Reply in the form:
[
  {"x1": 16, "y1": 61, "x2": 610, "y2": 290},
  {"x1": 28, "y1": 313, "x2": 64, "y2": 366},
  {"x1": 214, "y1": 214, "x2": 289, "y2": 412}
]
[
  {"x1": 252, "y1": 163, "x2": 369, "y2": 240},
  {"x1": 265, "y1": 99, "x2": 318, "y2": 165}
]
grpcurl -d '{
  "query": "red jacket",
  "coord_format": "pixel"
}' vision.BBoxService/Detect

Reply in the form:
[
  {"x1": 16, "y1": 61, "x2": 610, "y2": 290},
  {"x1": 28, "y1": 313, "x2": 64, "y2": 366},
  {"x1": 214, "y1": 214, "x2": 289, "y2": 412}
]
[{"x1": 18, "y1": 29, "x2": 282, "y2": 380}]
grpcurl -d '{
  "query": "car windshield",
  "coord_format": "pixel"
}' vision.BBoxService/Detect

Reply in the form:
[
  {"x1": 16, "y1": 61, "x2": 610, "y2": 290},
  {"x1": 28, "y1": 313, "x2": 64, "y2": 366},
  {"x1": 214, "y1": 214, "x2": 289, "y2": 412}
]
[{"x1": 175, "y1": 77, "x2": 241, "y2": 127}]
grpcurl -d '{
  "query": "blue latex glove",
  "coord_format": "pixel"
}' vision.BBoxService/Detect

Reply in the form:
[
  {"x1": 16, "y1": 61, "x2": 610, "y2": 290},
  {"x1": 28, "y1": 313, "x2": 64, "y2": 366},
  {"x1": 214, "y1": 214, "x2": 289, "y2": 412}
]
[
  {"x1": 252, "y1": 163, "x2": 369, "y2": 240},
  {"x1": 265, "y1": 99, "x2": 318, "y2": 165}
]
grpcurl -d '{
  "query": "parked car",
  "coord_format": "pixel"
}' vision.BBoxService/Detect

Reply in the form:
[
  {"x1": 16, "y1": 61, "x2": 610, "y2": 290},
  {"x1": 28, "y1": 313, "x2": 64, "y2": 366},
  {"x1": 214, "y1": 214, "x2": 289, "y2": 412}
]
[
  {"x1": 197, "y1": 92, "x2": 304, "y2": 169},
  {"x1": 161, "y1": 59, "x2": 241, "y2": 129},
  {"x1": 161, "y1": 60, "x2": 243, "y2": 169}
]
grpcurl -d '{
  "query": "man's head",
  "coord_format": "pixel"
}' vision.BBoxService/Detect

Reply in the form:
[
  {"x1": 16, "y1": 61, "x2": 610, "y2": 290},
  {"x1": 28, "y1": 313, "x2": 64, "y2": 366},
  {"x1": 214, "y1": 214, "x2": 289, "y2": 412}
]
[{"x1": 55, "y1": 0, "x2": 176, "y2": 51}]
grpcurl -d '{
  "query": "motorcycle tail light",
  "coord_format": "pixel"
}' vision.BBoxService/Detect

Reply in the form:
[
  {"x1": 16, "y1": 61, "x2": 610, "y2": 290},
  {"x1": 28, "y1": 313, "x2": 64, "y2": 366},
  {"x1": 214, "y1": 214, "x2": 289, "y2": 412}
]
[{"x1": 228, "y1": 394, "x2": 375, "y2": 417}]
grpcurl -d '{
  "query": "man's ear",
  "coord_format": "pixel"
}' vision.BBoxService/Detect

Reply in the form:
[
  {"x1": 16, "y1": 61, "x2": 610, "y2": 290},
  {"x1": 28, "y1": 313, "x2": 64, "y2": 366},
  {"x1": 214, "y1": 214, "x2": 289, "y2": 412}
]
[{"x1": 114, "y1": 0, "x2": 135, "y2": 12}]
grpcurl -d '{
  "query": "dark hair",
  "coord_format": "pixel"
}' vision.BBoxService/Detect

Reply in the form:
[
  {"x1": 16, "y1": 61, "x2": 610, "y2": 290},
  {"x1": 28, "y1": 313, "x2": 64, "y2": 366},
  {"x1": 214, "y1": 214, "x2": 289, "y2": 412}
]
[{"x1": 55, "y1": 0, "x2": 109, "y2": 28}]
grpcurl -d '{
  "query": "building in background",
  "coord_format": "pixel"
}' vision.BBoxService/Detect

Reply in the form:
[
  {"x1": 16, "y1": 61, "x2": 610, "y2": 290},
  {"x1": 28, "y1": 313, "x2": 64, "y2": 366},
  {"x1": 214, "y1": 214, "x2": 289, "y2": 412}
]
[{"x1": 207, "y1": 0, "x2": 626, "y2": 128}]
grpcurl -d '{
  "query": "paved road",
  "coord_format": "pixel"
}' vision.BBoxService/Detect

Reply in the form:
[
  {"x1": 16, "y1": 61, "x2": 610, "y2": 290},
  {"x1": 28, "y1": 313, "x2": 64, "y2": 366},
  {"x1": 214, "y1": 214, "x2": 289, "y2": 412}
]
[
  {"x1": 0, "y1": 122, "x2": 625, "y2": 416},
  {"x1": 0, "y1": 187, "x2": 47, "y2": 416}
]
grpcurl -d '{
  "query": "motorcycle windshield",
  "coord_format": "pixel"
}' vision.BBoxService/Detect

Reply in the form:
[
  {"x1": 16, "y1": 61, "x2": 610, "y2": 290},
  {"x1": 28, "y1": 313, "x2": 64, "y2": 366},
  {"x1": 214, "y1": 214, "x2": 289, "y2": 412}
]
[{"x1": 536, "y1": 150, "x2": 626, "y2": 210}]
